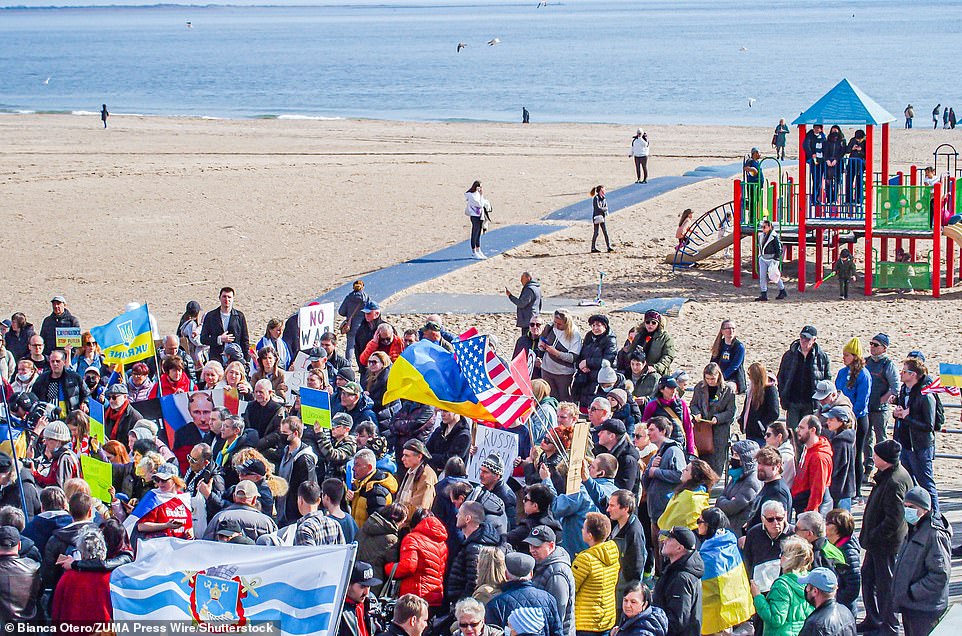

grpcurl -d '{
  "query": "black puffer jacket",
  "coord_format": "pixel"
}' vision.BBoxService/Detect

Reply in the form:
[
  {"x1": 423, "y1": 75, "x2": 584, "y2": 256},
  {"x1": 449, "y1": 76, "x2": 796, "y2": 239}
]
[
  {"x1": 425, "y1": 416, "x2": 471, "y2": 473},
  {"x1": 39, "y1": 309, "x2": 80, "y2": 355},
  {"x1": 389, "y1": 401, "x2": 436, "y2": 459},
  {"x1": 652, "y1": 549, "x2": 704, "y2": 636},
  {"x1": 797, "y1": 600, "x2": 856, "y2": 636},
  {"x1": 31, "y1": 368, "x2": 89, "y2": 413},
  {"x1": 576, "y1": 329, "x2": 617, "y2": 386},
  {"x1": 446, "y1": 522, "x2": 504, "y2": 603},
  {"x1": 894, "y1": 379, "x2": 937, "y2": 451},
  {"x1": 777, "y1": 340, "x2": 831, "y2": 408},
  {"x1": 4, "y1": 323, "x2": 35, "y2": 361}
]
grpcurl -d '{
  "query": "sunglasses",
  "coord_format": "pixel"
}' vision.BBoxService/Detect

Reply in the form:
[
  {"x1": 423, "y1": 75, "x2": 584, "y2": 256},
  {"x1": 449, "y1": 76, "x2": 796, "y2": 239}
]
[
  {"x1": 764, "y1": 516, "x2": 786, "y2": 523},
  {"x1": 696, "y1": 518, "x2": 706, "y2": 524},
  {"x1": 645, "y1": 320, "x2": 659, "y2": 325},
  {"x1": 869, "y1": 342, "x2": 882, "y2": 347},
  {"x1": 633, "y1": 433, "x2": 645, "y2": 439},
  {"x1": 764, "y1": 431, "x2": 775, "y2": 437},
  {"x1": 459, "y1": 622, "x2": 482, "y2": 630},
  {"x1": 529, "y1": 322, "x2": 542, "y2": 327}
]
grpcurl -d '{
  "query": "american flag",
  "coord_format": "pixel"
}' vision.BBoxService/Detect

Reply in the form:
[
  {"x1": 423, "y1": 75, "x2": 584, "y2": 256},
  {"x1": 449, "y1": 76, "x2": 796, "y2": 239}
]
[
  {"x1": 922, "y1": 376, "x2": 961, "y2": 397},
  {"x1": 453, "y1": 335, "x2": 533, "y2": 425}
]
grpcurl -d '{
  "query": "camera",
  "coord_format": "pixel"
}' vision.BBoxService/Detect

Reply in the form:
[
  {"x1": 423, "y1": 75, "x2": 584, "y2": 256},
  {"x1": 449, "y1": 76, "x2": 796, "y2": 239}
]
[
  {"x1": 15, "y1": 394, "x2": 62, "y2": 432},
  {"x1": 368, "y1": 594, "x2": 396, "y2": 625}
]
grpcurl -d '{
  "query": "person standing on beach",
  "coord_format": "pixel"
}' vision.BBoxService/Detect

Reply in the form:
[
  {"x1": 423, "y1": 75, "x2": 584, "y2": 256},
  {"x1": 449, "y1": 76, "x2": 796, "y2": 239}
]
[
  {"x1": 904, "y1": 104, "x2": 913, "y2": 129},
  {"x1": 773, "y1": 119, "x2": 789, "y2": 160},
  {"x1": 590, "y1": 185, "x2": 613, "y2": 253},
  {"x1": 465, "y1": 181, "x2": 487, "y2": 259},
  {"x1": 755, "y1": 219, "x2": 786, "y2": 302},
  {"x1": 630, "y1": 129, "x2": 649, "y2": 184},
  {"x1": 505, "y1": 272, "x2": 542, "y2": 337},
  {"x1": 100, "y1": 104, "x2": 108, "y2": 129},
  {"x1": 522, "y1": 107, "x2": 530, "y2": 124},
  {"x1": 932, "y1": 104, "x2": 940, "y2": 129}
]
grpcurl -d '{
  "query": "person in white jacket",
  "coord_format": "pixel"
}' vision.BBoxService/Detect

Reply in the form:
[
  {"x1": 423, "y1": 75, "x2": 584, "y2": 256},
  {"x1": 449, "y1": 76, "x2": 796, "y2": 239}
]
[
  {"x1": 465, "y1": 180, "x2": 488, "y2": 259},
  {"x1": 630, "y1": 128, "x2": 650, "y2": 184}
]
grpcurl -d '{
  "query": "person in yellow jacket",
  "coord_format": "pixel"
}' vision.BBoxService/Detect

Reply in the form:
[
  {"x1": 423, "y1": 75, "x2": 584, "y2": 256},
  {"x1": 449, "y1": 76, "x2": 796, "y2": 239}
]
[
  {"x1": 658, "y1": 459, "x2": 717, "y2": 531},
  {"x1": 350, "y1": 448, "x2": 398, "y2": 527},
  {"x1": 572, "y1": 512, "x2": 621, "y2": 634}
]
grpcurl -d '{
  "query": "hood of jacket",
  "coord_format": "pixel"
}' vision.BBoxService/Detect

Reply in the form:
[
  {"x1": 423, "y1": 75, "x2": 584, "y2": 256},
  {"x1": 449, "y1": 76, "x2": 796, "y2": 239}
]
[
  {"x1": 364, "y1": 511, "x2": 399, "y2": 538},
  {"x1": 51, "y1": 521, "x2": 96, "y2": 547},
  {"x1": 808, "y1": 435, "x2": 834, "y2": 460},
  {"x1": 829, "y1": 428, "x2": 856, "y2": 445},
  {"x1": 731, "y1": 439, "x2": 759, "y2": 473},
  {"x1": 621, "y1": 606, "x2": 669, "y2": 635},
  {"x1": 583, "y1": 539, "x2": 621, "y2": 567},
  {"x1": 468, "y1": 522, "x2": 503, "y2": 548},
  {"x1": 412, "y1": 514, "x2": 448, "y2": 543},
  {"x1": 536, "y1": 545, "x2": 572, "y2": 571}
]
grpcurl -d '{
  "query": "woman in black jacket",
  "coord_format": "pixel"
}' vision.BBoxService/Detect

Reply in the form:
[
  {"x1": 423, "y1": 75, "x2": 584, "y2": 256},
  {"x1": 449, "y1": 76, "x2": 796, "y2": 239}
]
[
  {"x1": 575, "y1": 314, "x2": 617, "y2": 407},
  {"x1": 426, "y1": 411, "x2": 471, "y2": 473},
  {"x1": 738, "y1": 362, "x2": 779, "y2": 446},
  {"x1": 823, "y1": 125, "x2": 847, "y2": 202},
  {"x1": 59, "y1": 518, "x2": 133, "y2": 573}
]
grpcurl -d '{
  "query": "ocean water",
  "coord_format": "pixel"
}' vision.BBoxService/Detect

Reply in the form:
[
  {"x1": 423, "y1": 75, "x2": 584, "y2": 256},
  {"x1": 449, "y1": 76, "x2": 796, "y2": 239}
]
[{"x1": 0, "y1": 0, "x2": 958, "y2": 125}]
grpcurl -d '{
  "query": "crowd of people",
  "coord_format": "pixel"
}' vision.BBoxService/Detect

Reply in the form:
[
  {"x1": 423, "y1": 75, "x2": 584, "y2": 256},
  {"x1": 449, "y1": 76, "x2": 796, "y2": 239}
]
[{"x1": 0, "y1": 286, "x2": 955, "y2": 636}]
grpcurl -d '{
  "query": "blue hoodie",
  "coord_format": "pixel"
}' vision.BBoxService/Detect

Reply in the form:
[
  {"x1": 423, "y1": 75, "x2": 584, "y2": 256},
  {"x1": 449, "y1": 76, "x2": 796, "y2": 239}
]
[{"x1": 835, "y1": 367, "x2": 872, "y2": 418}]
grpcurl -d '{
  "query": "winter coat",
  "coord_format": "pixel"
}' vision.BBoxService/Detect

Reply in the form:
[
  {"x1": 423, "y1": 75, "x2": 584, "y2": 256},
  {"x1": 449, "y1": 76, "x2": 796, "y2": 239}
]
[
  {"x1": 507, "y1": 510, "x2": 562, "y2": 552},
  {"x1": 0, "y1": 469, "x2": 41, "y2": 519},
  {"x1": 605, "y1": 435, "x2": 640, "y2": 494},
  {"x1": 0, "y1": 554, "x2": 40, "y2": 621},
  {"x1": 715, "y1": 441, "x2": 762, "y2": 537},
  {"x1": 776, "y1": 340, "x2": 831, "y2": 409},
  {"x1": 642, "y1": 397, "x2": 694, "y2": 456},
  {"x1": 859, "y1": 462, "x2": 912, "y2": 555},
  {"x1": 317, "y1": 431, "x2": 357, "y2": 483},
  {"x1": 576, "y1": 329, "x2": 617, "y2": 392},
  {"x1": 617, "y1": 606, "x2": 669, "y2": 636},
  {"x1": 744, "y1": 479, "x2": 792, "y2": 532},
  {"x1": 572, "y1": 540, "x2": 621, "y2": 632},
  {"x1": 351, "y1": 469, "x2": 398, "y2": 528},
  {"x1": 335, "y1": 393, "x2": 379, "y2": 434},
  {"x1": 41, "y1": 520, "x2": 97, "y2": 590},
  {"x1": 652, "y1": 549, "x2": 704, "y2": 636},
  {"x1": 478, "y1": 479, "x2": 517, "y2": 532},
  {"x1": 5, "y1": 323, "x2": 35, "y2": 361},
  {"x1": 104, "y1": 400, "x2": 144, "y2": 442},
  {"x1": 22, "y1": 510, "x2": 71, "y2": 554},
  {"x1": 385, "y1": 515, "x2": 448, "y2": 606},
  {"x1": 425, "y1": 416, "x2": 471, "y2": 473},
  {"x1": 508, "y1": 280, "x2": 543, "y2": 328},
  {"x1": 742, "y1": 525, "x2": 794, "y2": 579},
  {"x1": 277, "y1": 443, "x2": 317, "y2": 526},
  {"x1": 338, "y1": 289, "x2": 370, "y2": 332},
  {"x1": 355, "y1": 511, "x2": 400, "y2": 592},
  {"x1": 690, "y1": 381, "x2": 736, "y2": 428},
  {"x1": 835, "y1": 367, "x2": 871, "y2": 418},
  {"x1": 359, "y1": 335, "x2": 405, "y2": 366},
  {"x1": 244, "y1": 399, "x2": 286, "y2": 457},
  {"x1": 396, "y1": 463, "x2": 438, "y2": 523},
  {"x1": 894, "y1": 380, "x2": 937, "y2": 451},
  {"x1": 51, "y1": 569, "x2": 112, "y2": 622},
  {"x1": 203, "y1": 503, "x2": 278, "y2": 542},
  {"x1": 540, "y1": 327, "x2": 582, "y2": 377},
  {"x1": 39, "y1": 309, "x2": 80, "y2": 355},
  {"x1": 828, "y1": 428, "x2": 857, "y2": 502},
  {"x1": 354, "y1": 316, "x2": 385, "y2": 367},
  {"x1": 531, "y1": 546, "x2": 576, "y2": 636},
  {"x1": 389, "y1": 401, "x2": 437, "y2": 457},
  {"x1": 31, "y1": 368, "x2": 88, "y2": 413},
  {"x1": 739, "y1": 383, "x2": 780, "y2": 442},
  {"x1": 790, "y1": 436, "x2": 833, "y2": 514},
  {"x1": 893, "y1": 511, "x2": 953, "y2": 614},
  {"x1": 546, "y1": 477, "x2": 614, "y2": 555},
  {"x1": 866, "y1": 355, "x2": 899, "y2": 412},
  {"x1": 486, "y1": 580, "x2": 564, "y2": 636},
  {"x1": 447, "y1": 522, "x2": 505, "y2": 604},
  {"x1": 833, "y1": 535, "x2": 861, "y2": 613},
  {"x1": 753, "y1": 572, "x2": 813, "y2": 636},
  {"x1": 641, "y1": 439, "x2": 684, "y2": 522},
  {"x1": 611, "y1": 513, "x2": 647, "y2": 585},
  {"x1": 630, "y1": 327, "x2": 675, "y2": 376},
  {"x1": 797, "y1": 600, "x2": 855, "y2": 636}
]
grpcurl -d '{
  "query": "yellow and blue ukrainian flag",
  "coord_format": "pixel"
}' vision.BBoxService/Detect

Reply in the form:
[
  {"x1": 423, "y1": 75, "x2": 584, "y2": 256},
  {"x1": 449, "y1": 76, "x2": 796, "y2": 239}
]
[
  {"x1": 940, "y1": 363, "x2": 962, "y2": 388},
  {"x1": 384, "y1": 340, "x2": 492, "y2": 421},
  {"x1": 700, "y1": 530, "x2": 755, "y2": 634},
  {"x1": 89, "y1": 304, "x2": 155, "y2": 365}
]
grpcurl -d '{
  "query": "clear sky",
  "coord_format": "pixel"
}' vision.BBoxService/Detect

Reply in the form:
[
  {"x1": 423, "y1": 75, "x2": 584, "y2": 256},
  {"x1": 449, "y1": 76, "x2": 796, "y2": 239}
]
[{"x1": 3, "y1": 0, "x2": 554, "y2": 6}]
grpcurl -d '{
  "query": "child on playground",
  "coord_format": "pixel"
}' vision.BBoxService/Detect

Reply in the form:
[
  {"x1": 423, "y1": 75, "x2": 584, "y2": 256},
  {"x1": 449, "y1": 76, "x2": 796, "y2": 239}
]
[
  {"x1": 676, "y1": 208, "x2": 694, "y2": 249},
  {"x1": 833, "y1": 248, "x2": 857, "y2": 299}
]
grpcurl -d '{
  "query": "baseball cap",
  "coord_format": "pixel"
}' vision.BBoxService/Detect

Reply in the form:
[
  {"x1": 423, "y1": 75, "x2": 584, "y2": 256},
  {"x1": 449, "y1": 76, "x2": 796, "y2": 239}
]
[
  {"x1": 238, "y1": 459, "x2": 267, "y2": 477},
  {"x1": 812, "y1": 379, "x2": 836, "y2": 400},
  {"x1": 361, "y1": 301, "x2": 380, "y2": 314},
  {"x1": 341, "y1": 382, "x2": 362, "y2": 396},
  {"x1": 797, "y1": 567, "x2": 838, "y2": 592},
  {"x1": 658, "y1": 376, "x2": 679, "y2": 390},
  {"x1": 331, "y1": 413, "x2": 353, "y2": 429},
  {"x1": 51, "y1": 296, "x2": 66, "y2": 304},
  {"x1": 351, "y1": 561, "x2": 383, "y2": 587},
  {"x1": 423, "y1": 321, "x2": 441, "y2": 332},
  {"x1": 235, "y1": 480, "x2": 259, "y2": 500},
  {"x1": 0, "y1": 526, "x2": 20, "y2": 548},
  {"x1": 0, "y1": 454, "x2": 12, "y2": 475},
  {"x1": 216, "y1": 519, "x2": 245, "y2": 537},
  {"x1": 153, "y1": 463, "x2": 178, "y2": 481},
  {"x1": 84, "y1": 366, "x2": 101, "y2": 376},
  {"x1": 825, "y1": 406, "x2": 850, "y2": 422},
  {"x1": 523, "y1": 525, "x2": 557, "y2": 547},
  {"x1": 659, "y1": 526, "x2": 696, "y2": 550},
  {"x1": 800, "y1": 325, "x2": 817, "y2": 339},
  {"x1": 0, "y1": 320, "x2": 10, "y2": 329}
]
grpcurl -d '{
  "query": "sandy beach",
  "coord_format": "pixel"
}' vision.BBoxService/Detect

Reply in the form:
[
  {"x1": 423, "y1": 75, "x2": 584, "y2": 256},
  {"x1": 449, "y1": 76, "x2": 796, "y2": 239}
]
[{"x1": 4, "y1": 113, "x2": 962, "y2": 477}]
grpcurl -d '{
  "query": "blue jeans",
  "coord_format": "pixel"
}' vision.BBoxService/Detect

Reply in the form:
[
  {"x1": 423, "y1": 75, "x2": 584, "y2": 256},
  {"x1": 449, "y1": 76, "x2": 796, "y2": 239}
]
[
  {"x1": 901, "y1": 446, "x2": 939, "y2": 514},
  {"x1": 836, "y1": 497, "x2": 852, "y2": 511}
]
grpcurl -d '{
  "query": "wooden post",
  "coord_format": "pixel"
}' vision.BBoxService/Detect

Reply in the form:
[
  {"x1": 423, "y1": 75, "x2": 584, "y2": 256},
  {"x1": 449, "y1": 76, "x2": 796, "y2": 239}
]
[
  {"x1": 733, "y1": 180, "x2": 742, "y2": 288},
  {"x1": 798, "y1": 125, "x2": 808, "y2": 291}
]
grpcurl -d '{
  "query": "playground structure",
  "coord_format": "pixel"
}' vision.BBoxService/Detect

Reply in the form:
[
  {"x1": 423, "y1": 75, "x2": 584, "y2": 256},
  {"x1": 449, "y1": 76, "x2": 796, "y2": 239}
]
[{"x1": 672, "y1": 79, "x2": 962, "y2": 298}]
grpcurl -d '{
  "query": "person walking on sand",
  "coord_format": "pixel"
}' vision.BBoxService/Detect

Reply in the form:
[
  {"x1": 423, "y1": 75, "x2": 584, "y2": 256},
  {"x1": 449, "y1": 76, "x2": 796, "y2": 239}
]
[
  {"x1": 904, "y1": 104, "x2": 914, "y2": 129},
  {"x1": 755, "y1": 219, "x2": 786, "y2": 301},
  {"x1": 522, "y1": 107, "x2": 530, "y2": 124},
  {"x1": 773, "y1": 119, "x2": 790, "y2": 160},
  {"x1": 465, "y1": 180, "x2": 488, "y2": 259},
  {"x1": 100, "y1": 104, "x2": 108, "y2": 129},
  {"x1": 590, "y1": 185, "x2": 613, "y2": 253},
  {"x1": 630, "y1": 128, "x2": 650, "y2": 184},
  {"x1": 932, "y1": 104, "x2": 940, "y2": 129}
]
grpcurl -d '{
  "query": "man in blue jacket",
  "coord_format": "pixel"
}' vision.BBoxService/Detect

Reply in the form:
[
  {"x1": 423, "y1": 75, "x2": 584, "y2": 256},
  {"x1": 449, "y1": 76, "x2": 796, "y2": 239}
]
[{"x1": 486, "y1": 552, "x2": 563, "y2": 636}]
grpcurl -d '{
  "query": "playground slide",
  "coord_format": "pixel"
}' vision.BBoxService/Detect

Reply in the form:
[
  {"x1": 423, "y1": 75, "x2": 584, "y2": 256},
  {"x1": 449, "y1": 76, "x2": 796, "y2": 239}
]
[
  {"x1": 663, "y1": 233, "x2": 735, "y2": 264},
  {"x1": 945, "y1": 224, "x2": 962, "y2": 249}
]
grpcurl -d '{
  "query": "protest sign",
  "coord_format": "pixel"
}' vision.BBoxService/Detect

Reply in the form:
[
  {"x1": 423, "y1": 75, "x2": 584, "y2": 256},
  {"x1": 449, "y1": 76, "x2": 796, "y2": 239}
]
[
  {"x1": 300, "y1": 387, "x2": 332, "y2": 429},
  {"x1": 467, "y1": 425, "x2": 519, "y2": 483},
  {"x1": 87, "y1": 398, "x2": 106, "y2": 444},
  {"x1": 81, "y1": 455, "x2": 113, "y2": 503},
  {"x1": 56, "y1": 327, "x2": 82, "y2": 348},
  {"x1": 565, "y1": 421, "x2": 591, "y2": 495},
  {"x1": 298, "y1": 303, "x2": 335, "y2": 351}
]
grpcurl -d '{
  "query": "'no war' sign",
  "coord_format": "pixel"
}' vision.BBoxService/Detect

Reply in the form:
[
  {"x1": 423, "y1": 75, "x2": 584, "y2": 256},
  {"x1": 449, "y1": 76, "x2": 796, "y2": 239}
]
[{"x1": 298, "y1": 303, "x2": 335, "y2": 350}]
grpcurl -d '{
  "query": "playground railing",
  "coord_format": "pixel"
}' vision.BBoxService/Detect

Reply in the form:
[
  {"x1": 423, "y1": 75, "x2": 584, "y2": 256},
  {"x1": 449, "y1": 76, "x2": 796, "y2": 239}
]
[
  {"x1": 874, "y1": 185, "x2": 933, "y2": 232},
  {"x1": 873, "y1": 248, "x2": 933, "y2": 290},
  {"x1": 807, "y1": 158, "x2": 866, "y2": 222}
]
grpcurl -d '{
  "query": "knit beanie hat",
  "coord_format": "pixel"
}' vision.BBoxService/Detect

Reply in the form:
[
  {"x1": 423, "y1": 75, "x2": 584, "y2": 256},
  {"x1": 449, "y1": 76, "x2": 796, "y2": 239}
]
[
  {"x1": 42, "y1": 421, "x2": 71, "y2": 443},
  {"x1": 508, "y1": 608, "x2": 546, "y2": 636},
  {"x1": 597, "y1": 360, "x2": 617, "y2": 384},
  {"x1": 130, "y1": 427, "x2": 154, "y2": 441},
  {"x1": 905, "y1": 486, "x2": 932, "y2": 511},
  {"x1": 481, "y1": 453, "x2": 504, "y2": 476},
  {"x1": 874, "y1": 439, "x2": 902, "y2": 465},
  {"x1": 842, "y1": 337, "x2": 863, "y2": 358}
]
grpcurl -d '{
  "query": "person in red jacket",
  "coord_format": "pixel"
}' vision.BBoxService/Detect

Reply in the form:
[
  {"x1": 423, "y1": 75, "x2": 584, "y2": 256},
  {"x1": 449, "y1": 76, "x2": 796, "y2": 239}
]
[
  {"x1": 51, "y1": 527, "x2": 112, "y2": 624},
  {"x1": 791, "y1": 415, "x2": 834, "y2": 515},
  {"x1": 385, "y1": 508, "x2": 448, "y2": 610},
  {"x1": 148, "y1": 355, "x2": 195, "y2": 399},
  {"x1": 359, "y1": 324, "x2": 405, "y2": 367}
]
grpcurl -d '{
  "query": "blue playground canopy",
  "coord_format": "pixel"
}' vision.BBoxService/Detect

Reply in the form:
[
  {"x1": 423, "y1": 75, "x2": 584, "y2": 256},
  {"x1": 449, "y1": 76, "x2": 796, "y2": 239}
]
[{"x1": 792, "y1": 79, "x2": 896, "y2": 126}]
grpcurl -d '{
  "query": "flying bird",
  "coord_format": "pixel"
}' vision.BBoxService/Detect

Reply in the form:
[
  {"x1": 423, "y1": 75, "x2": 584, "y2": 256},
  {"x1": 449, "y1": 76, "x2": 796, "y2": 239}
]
[
  {"x1": 537, "y1": 1, "x2": 547, "y2": 7},
  {"x1": 186, "y1": 21, "x2": 192, "y2": 28},
  {"x1": 457, "y1": 42, "x2": 466, "y2": 52},
  {"x1": 487, "y1": 38, "x2": 501, "y2": 46},
  {"x1": 42, "y1": 77, "x2": 50, "y2": 85},
  {"x1": 748, "y1": 98, "x2": 756, "y2": 108},
  {"x1": 739, "y1": 46, "x2": 748, "y2": 52}
]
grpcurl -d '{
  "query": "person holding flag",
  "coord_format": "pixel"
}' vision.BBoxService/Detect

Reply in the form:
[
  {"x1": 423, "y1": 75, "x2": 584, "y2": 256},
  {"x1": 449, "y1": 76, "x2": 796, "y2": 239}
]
[
  {"x1": 124, "y1": 463, "x2": 193, "y2": 541},
  {"x1": 89, "y1": 303, "x2": 157, "y2": 370}
]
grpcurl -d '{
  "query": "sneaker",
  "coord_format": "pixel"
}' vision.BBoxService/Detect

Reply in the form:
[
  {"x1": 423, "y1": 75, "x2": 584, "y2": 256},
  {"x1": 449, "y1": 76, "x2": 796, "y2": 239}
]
[
  {"x1": 591, "y1": 248, "x2": 601, "y2": 253},
  {"x1": 607, "y1": 247, "x2": 614, "y2": 252},
  {"x1": 754, "y1": 292, "x2": 768, "y2": 302},
  {"x1": 476, "y1": 250, "x2": 487, "y2": 259},
  {"x1": 776, "y1": 289, "x2": 788, "y2": 300}
]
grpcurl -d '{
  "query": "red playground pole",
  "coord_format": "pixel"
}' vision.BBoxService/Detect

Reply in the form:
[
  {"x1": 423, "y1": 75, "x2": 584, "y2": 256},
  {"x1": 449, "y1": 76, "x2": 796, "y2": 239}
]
[
  {"x1": 798, "y1": 125, "x2": 808, "y2": 291},
  {"x1": 934, "y1": 182, "x2": 942, "y2": 298},
  {"x1": 864, "y1": 125, "x2": 875, "y2": 295},
  {"x1": 733, "y1": 180, "x2": 742, "y2": 288}
]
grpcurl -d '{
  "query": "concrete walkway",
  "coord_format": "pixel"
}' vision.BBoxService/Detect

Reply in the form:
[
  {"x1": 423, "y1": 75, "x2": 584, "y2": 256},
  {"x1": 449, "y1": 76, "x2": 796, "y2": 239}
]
[{"x1": 314, "y1": 161, "x2": 744, "y2": 305}]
